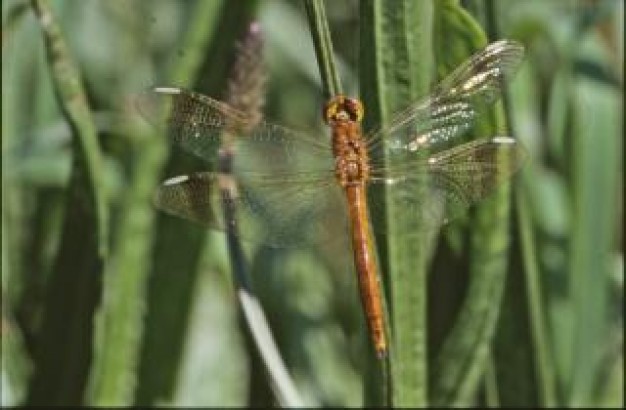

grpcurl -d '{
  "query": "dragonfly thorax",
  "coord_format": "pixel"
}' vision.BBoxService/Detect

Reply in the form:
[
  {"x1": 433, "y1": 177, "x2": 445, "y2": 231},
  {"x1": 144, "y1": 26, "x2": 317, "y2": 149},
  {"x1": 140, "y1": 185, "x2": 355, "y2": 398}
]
[{"x1": 331, "y1": 120, "x2": 370, "y2": 187}]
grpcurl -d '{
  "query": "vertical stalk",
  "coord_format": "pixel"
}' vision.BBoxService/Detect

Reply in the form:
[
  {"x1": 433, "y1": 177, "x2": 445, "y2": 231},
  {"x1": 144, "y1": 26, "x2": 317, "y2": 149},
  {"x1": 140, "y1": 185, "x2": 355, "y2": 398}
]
[
  {"x1": 486, "y1": 0, "x2": 557, "y2": 407},
  {"x1": 431, "y1": 0, "x2": 516, "y2": 406},
  {"x1": 306, "y1": 0, "x2": 390, "y2": 405},
  {"x1": 135, "y1": 2, "x2": 258, "y2": 404},
  {"x1": 27, "y1": 0, "x2": 108, "y2": 404},
  {"x1": 303, "y1": 0, "x2": 342, "y2": 98},
  {"x1": 87, "y1": 1, "x2": 225, "y2": 405},
  {"x1": 483, "y1": 352, "x2": 500, "y2": 407},
  {"x1": 360, "y1": 0, "x2": 433, "y2": 407},
  {"x1": 568, "y1": 75, "x2": 619, "y2": 408},
  {"x1": 220, "y1": 22, "x2": 304, "y2": 407},
  {"x1": 516, "y1": 183, "x2": 558, "y2": 406}
]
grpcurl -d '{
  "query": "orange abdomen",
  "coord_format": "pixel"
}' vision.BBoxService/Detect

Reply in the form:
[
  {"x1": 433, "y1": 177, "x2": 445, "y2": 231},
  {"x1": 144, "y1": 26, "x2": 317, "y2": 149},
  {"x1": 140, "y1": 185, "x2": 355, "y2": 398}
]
[{"x1": 345, "y1": 185, "x2": 387, "y2": 358}]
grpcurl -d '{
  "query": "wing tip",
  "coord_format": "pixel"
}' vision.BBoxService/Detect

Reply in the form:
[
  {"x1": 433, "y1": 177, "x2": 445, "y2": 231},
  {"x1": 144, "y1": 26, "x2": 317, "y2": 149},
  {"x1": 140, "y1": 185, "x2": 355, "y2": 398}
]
[
  {"x1": 491, "y1": 38, "x2": 525, "y2": 53},
  {"x1": 491, "y1": 135, "x2": 529, "y2": 169},
  {"x1": 162, "y1": 174, "x2": 191, "y2": 186},
  {"x1": 486, "y1": 39, "x2": 526, "y2": 72},
  {"x1": 491, "y1": 136, "x2": 516, "y2": 145},
  {"x1": 153, "y1": 86, "x2": 182, "y2": 94}
]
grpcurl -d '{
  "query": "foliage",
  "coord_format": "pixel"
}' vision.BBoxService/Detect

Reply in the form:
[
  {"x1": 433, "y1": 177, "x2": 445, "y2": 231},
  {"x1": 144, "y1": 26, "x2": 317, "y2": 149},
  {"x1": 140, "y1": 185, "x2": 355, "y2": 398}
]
[{"x1": 1, "y1": 0, "x2": 622, "y2": 406}]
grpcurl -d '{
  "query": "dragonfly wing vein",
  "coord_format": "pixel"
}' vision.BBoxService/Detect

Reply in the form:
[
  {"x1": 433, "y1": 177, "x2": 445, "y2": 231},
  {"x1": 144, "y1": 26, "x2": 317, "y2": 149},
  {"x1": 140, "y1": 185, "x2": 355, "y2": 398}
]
[
  {"x1": 137, "y1": 87, "x2": 335, "y2": 172},
  {"x1": 367, "y1": 137, "x2": 525, "y2": 233},
  {"x1": 154, "y1": 171, "x2": 348, "y2": 247},
  {"x1": 366, "y1": 40, "x2": 524, "y2": 163}
]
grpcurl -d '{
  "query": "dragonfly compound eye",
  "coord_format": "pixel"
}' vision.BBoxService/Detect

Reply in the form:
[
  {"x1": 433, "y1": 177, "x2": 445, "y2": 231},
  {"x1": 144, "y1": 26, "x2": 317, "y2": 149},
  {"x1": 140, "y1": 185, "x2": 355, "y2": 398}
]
[
  {"x1": 323, "y1": 95, "x2": 364, "y2": 123},
  {"x1": 344, "y1": 97, "x2": 364, "y2": 122}
]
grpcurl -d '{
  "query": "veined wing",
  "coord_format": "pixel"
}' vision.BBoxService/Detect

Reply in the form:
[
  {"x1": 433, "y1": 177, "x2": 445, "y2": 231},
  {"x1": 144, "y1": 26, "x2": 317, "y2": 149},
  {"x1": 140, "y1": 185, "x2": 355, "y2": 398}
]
[
  {"x1": 137, "y1": 87, "x2": 335, "y2": 174},
  {"x1": 154, "y1": 171, "x2": 348, "y2": 247},
  {"x1": 367, "y1": 137, "x2": 526, "y2": 234},
  {"x1": 366, "y1": 40, "x2": 524, "y2": 161}
]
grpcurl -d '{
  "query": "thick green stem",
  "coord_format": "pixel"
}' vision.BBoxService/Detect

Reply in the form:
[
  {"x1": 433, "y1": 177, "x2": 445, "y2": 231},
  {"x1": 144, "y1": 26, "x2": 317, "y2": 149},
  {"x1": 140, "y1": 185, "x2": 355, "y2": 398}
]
[
  {"x1": 134, "y1": 2, "x2": 259, "y2": 404},
  {"x1": 86, "y1": 1, "x2": 226, "y2": 405},
  {"x1": 26, "y1": 0, "x2": 108, "y2": 404},
  {"x1": 360, "y1": 0, "x2": 433, "y2": 406},
  {"x1": 430, "y1": 1, "x2": 515, "y2": 406}
]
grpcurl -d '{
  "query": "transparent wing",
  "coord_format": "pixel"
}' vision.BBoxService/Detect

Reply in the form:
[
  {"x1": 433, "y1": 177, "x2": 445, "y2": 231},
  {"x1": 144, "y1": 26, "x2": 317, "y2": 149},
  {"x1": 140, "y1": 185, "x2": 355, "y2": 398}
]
[
  {"x1": 153, "y1": 171, "x2": 348, "y2": 247},
  {"x1": 137, "y1": 87, "x2": 335, "y2": 174},
  {"x1": 367, "y1": 137, "x2": 526, "y2": 234},
  {"x1": 367, "y1": 40, "x2": 525, "y2": 161}
]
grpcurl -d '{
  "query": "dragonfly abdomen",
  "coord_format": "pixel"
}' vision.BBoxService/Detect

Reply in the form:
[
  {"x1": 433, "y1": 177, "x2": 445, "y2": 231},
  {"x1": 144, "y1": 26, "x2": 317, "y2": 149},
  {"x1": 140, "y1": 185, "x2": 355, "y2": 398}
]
[{"x1": 345, "y1": 184, "x2": 387, "y2": 358}]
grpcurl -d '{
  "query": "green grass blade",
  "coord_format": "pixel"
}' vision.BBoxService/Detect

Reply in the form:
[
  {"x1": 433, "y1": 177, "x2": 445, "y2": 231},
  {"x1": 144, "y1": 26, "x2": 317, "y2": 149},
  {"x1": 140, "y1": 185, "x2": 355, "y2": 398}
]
[
  {"x1": 85, "y1": 1, "x2": 225, "y2": 405},
  {"x1": 492, "y1": 56, "x2": 559, "y2": 408},
  {"x1": 2, "y1": 5, "x2": 32, "y2": 405},
  {"x1": 487, "y1": 1, "x2": 558, "y2": 405},
  {"x1": 304, "y1": 0, "x2": 342, "y2": 97},
  {"x1": 25, "y1": 0, "x2": 108, "y2": 404},
  {"x1": 134, "y1": 2, "x2": 259, "y2": 404},
  {"x1": 516, "y1": 178, "x2": 559, "y2": 406},
  {"x1": 307, "y1": 1, "x2": 387, "y2": 405},
  {"x1": 360, "y1": 0, "x2": 433, "y2": 406},
  {"x1": 430, "y1": 0, "x2": 515, "y2": 406},
  {"x1": 482, "y1": 352, "x2": 500, "y2": 407},
  {"x1": 220, "y1": 21, "x2": 304, "y2": 407},
  {"x1": 29, "y1": 0, "x2": 108, "y2": 253},
  {"x1": 567, "y1": 75, "x2": 620, "y2": 407}
]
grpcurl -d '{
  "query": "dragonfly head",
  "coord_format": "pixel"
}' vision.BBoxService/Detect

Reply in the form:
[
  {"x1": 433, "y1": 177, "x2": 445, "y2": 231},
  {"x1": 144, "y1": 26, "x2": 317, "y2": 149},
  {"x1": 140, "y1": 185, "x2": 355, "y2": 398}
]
[{"x1": 324, "y1": 95, "x2": 364, "y2": 124}]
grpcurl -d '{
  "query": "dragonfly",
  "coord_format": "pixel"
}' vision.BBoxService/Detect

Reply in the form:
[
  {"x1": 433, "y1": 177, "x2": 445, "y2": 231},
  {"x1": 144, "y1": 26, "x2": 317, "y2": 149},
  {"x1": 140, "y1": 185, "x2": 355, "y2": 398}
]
[{"x1": 140, "y1": 40, "x2": 526, "y2": 359}]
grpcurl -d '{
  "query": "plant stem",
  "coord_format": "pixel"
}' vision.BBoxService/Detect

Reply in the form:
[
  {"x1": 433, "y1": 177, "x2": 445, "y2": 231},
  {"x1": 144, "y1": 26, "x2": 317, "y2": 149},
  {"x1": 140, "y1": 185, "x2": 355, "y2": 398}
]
[
  {"x1": 86, "y1": 0, "x2": 227, "y2": 405},
  {"x1": 135, "y1": 2, "x2": 259, "y2": 404},
  {"x1": 219, "y1": 21, "x2": 304, "y2": 407},
  {"x1": 27, "y1": 0, "x2": 107, "y2": 404},
  {"x1": 304, "y1": 0, "x2": 342, "y2": 97},
  {"x1": 360, "y1": 0, "x2": 434, "y2": 406},
  {"x1": 430, "y1": 1, "x2": 514, "y2": 406},
  {"x1": 516, "y1": 182, "x2": 558, "y2": 407}
]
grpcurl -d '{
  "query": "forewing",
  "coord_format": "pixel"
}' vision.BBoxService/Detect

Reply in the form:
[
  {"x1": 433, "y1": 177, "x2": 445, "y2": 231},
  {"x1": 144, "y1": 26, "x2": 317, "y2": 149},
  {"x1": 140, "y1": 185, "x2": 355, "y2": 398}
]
[
  {"x1": 154, "y1": 171, "x2": 348, "y2": 247},
  {"x1": 368, "y1": 137, "x2": 525, "y2": 234},
  {"x1": 367, "y1": 40, "x2": 525, "y2": 161},
  {"x1": 137, "y1": 87, "x2": 334, "y2": 173}
]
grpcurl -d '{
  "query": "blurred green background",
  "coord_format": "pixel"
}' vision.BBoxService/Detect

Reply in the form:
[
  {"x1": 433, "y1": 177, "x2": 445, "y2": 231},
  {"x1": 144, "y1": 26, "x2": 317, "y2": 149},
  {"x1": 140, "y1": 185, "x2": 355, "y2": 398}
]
[{"x1": 1, "y1": 0, "x2": 622, "y2": 407}]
